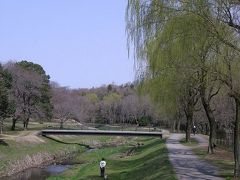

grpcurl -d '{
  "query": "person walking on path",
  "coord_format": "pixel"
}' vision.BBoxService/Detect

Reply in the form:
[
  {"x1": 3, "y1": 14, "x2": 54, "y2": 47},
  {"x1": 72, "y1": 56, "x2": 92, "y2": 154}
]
[
  {"x1": 193, "y1": 125, "x2": 197, "y2": 135},
  {"x1": 100, "y1": 158, "x2": 106, "y2": 178}
]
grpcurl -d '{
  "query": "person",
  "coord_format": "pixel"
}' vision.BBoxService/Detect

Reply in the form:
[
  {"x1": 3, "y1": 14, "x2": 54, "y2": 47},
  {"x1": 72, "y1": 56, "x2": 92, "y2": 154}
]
[
  {"x1": 99, "y1": 158, "x2": 106, "y2": 177},
  {"x1": 193, "y1": 125, "x2": 196, "y2": 135}
]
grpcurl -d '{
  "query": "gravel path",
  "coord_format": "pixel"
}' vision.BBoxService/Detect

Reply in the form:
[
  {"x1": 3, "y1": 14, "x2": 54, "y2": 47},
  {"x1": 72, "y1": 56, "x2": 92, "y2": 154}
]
[{"x1": 166, "y1": 133, "x2": 224, "y2": 180}]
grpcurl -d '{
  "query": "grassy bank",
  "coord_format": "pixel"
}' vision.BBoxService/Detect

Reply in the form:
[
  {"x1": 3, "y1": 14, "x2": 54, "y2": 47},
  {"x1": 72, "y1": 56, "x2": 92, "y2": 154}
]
[
  {"x1": 0, "y1": 130, "x2": 128, "y2": 177},
  {"x1": 0, "y1": 122, "x2": 173, "y2": 179},
  {"x1": 0, "y1": 134, "x2": 85, "y2": 176},
  {"x1": 48, "y1": 138, "x2": 176, "y2": 180}
]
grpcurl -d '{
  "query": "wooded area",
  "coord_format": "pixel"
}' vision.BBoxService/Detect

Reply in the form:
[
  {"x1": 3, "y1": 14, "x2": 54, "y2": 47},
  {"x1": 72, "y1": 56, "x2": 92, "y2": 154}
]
[
  {"x1": 126, "y1": 0, "x2": 240, "y2": 177},
  {"x1": 0, "y1": 60, "x2": 159, "y2": 132}
]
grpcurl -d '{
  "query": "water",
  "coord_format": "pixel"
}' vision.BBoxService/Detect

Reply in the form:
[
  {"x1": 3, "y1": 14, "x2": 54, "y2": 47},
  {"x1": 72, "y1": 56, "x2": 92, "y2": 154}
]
[
  {"x1": 1, "y1": 164, "x2": 71, "y2": 180},
  {"x1": 86, "y1": 148, "x2": 97, "y2": 153}
]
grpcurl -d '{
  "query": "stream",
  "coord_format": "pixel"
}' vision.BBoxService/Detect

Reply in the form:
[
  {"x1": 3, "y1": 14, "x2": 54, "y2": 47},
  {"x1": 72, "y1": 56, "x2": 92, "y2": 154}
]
[
  {"x1": 1, "y1": 164, "x2": 72, "y2": 180},
  {"x1": 1, "y1": 148, "x2": 97, "y2": 180}
]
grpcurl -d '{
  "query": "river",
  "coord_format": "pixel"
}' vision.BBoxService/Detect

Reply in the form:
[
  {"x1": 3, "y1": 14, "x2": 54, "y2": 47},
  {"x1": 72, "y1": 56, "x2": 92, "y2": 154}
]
[
  {"x1": 1, "y1": 148, "x2": 97, "y2": 180},
  {"x1": 1, "y1": 164, "x2": 72, "y2": 180}
]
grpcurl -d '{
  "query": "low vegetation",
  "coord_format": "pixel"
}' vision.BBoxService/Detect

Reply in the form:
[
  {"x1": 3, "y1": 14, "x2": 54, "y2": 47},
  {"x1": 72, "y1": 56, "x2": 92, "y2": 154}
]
[{"x1": 48, "y1": 138, "x2": 176, "y2": 180}]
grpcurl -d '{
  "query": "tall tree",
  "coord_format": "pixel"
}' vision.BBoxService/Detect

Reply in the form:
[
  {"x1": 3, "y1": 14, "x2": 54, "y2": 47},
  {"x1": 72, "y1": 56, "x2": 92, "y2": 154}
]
[
  {"x1": 17, "y1": 61, "x2": 53, "y2": 120},
  {"x1": 215, "y1": 40, "x2": 240, "y2": 176},
  {"x1": 0, "y1": 64, "x2": 11, "y2": 134},
  {"x1": 126, "y1": 0, "x2": 240, "y2": 176},
  {"x1": 6, "y1": 62, "x2": 45, "y2": 130}
]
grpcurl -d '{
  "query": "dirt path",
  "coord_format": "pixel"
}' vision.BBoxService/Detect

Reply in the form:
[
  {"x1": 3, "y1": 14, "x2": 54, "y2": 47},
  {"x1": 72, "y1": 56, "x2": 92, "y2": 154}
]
[{"x1": 166, "y1": 133, "x2": 224, "y2": 180}]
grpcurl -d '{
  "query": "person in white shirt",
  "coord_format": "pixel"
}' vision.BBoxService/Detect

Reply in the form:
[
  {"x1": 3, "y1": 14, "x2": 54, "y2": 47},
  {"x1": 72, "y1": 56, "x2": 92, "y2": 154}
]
[
  {"x1": 99, "y1": 158, "x2": 106, "y2": 177},
  {"x1": 193, "y1": 125, "x2": 197, "y2": 135}
]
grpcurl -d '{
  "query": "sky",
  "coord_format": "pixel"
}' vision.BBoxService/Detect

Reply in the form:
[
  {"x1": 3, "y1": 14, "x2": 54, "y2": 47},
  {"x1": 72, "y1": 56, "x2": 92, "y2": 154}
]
[{"x1": 0, "y1": 0, "x2": 135, "y2": 88}]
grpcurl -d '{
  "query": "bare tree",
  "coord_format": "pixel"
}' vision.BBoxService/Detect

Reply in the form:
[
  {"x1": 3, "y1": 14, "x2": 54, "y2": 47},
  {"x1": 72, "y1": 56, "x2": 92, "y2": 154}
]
[{"x1": 6, "y1": 63, "x2": 43, "y2": 130}]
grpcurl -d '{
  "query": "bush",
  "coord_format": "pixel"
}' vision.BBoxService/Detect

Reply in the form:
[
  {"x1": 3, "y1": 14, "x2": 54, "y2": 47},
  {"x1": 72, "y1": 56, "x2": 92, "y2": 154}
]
[{"x1": 138, "y1": 116, "x2": 152, "y2": 126}]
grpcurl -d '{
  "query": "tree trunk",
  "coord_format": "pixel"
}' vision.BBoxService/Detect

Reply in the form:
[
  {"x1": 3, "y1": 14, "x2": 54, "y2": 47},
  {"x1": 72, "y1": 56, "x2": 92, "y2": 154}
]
[
  {"x1": 25, "y1": 118, "x2": 29, "y2": 129},
  {"x1": 60, "y1": 118, "x2": 66, "y2": 129},
  {"x1": 205, "y1": 123, "x2": 209, "y2": 135},
  {"x1": 184, "y1": 100, "x2": 194, "y2": 142},
  {"x1": 200, "y1": 124, "x2": 204, "y2": 134},
  {"x1": 234, "y1": 97, "x2": 240, "y2": 177},
  {"x1": 0, "y1": 118, "x2": 3, "y2": 134},
  {"x1": 201, "y1": 96, "x2": 217, "y2": 154},
  {"x1": 23, "y1": 121, "x2": 27, "y2": 130},
  {"x1": 60, "y1": 120, "x2": 63, "y2": 129},
  {"x1": 11, "y1": 117, "x2": 17, "y2": 131},
  {"x1": 172, "y1": 120, "x2": 176, "y2": 133},
  {"x1": 23, "y1": 117, "x2": 29, "y2": 130},
  {"x1": 186, "y1": 114, "x2": 193, "y2": 142},
  {"x1": 177, "y1": 119, "x2": 181, "y2": 133},
  {"x1": 208, "y1": 120, "x2": 216, "y2": 154},
  {"x1": 199, "y1": 69, "x2": 218, "y2": 154},
  {"x1": 183, "y1": 88, "x2": 198, "y2": 142}
]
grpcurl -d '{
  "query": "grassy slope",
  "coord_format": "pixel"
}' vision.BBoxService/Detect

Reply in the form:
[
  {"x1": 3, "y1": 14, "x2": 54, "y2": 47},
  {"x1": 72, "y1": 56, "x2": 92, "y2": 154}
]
[{"x1": 48, "y1": 138, "x2": 176, "y2": 180}]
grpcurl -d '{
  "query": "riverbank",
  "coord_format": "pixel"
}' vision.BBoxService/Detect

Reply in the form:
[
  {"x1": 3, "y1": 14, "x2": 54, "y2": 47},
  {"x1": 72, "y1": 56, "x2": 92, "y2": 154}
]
[
  {"x1": 0, "y1": 131, "x2": 128, "y2": 178},
  {"x1": 0, "y1": 122, "x2": 176, "y2": 179},
  {"x1": 0, "y1": 133, "x2": 83, "y2": 177},
  {"x1": 48, "y1": 137, "x2": 176, "y2": 180}
]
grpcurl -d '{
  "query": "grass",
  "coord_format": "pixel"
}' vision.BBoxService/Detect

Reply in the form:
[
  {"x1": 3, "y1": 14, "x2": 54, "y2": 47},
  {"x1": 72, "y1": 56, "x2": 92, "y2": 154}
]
[
  {"x1": 48, "y1": 138, "x2": 176, "y2": 180},
  {"x1": 179, "y1": 138, "x2": 198, "y2": 147},
  {"x1": 3, "y1": 120, "x2": 162, "y2": 132},
  {"x1": 88, "y1": 123, "x2": 161, "y2": 132},
  {"x1": 3, "y1": 121, "x2": 80, "y2": 131}
]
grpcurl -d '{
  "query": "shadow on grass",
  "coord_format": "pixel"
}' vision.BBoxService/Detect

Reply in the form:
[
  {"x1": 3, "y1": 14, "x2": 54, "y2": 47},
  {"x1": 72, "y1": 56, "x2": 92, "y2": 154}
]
[{"x1": 43, "y1": 135, "x2": 91, "y2": 149}]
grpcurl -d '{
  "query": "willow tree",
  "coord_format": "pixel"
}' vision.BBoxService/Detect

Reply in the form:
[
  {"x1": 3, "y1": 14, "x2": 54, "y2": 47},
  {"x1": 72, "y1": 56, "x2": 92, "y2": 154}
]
[
  {"x1": 126, "y1": 0, "x2": 240, "y2": 177},
  {"x1": 126, "y1": 0, "x2": 221, "y2": 146},
  {"x1": 215, "y1": 37, "x2": 240, "y2": 176}
]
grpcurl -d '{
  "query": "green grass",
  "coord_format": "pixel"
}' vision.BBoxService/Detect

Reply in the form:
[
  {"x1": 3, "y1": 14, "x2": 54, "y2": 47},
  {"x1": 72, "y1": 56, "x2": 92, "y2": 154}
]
[
  {"x1": 3, "y1": 121, "x2": 80, "y2": 131},
  {"x1": 48, "y1": 138, "x2": 176, "y2": 180},
  {"x1": 93, "y1": 124, "x2": 161, "y2": 132},
  {"x1": 179, "y1": 138, "x2": 198, "y2": 147}
]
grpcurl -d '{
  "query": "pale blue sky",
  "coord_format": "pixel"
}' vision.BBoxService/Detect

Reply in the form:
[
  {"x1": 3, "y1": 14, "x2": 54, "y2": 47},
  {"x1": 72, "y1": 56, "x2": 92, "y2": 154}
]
[{"x1": 0, "y1": 0, "x2": 134, "y2": 88}]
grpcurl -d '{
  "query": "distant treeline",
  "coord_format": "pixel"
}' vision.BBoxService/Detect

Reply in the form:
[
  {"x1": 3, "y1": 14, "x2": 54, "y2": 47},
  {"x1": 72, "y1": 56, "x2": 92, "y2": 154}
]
[
  {"x1": 0, "y1": 61, "x2": 159, "y2": 132},
  {"x1": 0, "y1": 60, "x2": 236, "y2": 136}
]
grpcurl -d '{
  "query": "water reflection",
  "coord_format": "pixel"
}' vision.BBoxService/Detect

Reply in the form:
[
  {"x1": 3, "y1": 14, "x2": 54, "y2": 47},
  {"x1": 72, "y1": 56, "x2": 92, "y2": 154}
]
[{"x1": 2, "y1": 164, "x2": 71, "y2": 180}]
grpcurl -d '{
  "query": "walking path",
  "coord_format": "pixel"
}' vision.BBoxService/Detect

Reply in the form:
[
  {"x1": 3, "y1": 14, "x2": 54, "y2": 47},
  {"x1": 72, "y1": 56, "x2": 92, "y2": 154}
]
[{"x1": 166, "y1": 133, "x2": 224, "y2": 180}]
